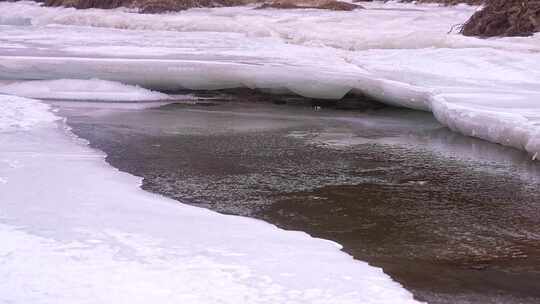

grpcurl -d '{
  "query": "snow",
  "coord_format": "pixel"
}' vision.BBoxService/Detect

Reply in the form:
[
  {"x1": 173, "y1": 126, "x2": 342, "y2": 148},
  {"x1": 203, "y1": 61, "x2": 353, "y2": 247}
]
[
  {"x1": 0, "y1": 94, "x2": 420, "y2": 303},
  {"x1": 1, "y1": 1, "x2": 537, "y2": 301},
  {"x1": 0, "y1": 79, "x2": 170, "y2": 101},
  {"x1": 1, "y1": 1, "x2": 539, "y2": 157},
  {"x1": 0, "y1": 94, "x2": 57, "y2": 132}
]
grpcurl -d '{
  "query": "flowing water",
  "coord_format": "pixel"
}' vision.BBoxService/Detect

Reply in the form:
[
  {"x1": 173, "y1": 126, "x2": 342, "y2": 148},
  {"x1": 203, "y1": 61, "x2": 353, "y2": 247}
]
[{"x1": 55, "y1": 93, "x2": 540, "y2": 304}]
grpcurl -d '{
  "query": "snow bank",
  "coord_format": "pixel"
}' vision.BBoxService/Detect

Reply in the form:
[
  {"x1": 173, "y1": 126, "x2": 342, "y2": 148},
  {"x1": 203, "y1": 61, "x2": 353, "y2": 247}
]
[
  {"x1": 2, "y1": 1, "x2": 539, "y2": 51},
  {"x1": 0, "y1": 79, "x2": 169, "y2": 101},
  {"x1": 0, "y1": 94, "x2": 57, "y2": 132},
  {"x1": 432, "y1": 95, "x2": 540, "y2": 160},
  {"x1": 0, "y1": 1, "x2": 539, "y2": 157},
  {"x1": 0, "y1": 94, "x2": 420, "y2": 303}
]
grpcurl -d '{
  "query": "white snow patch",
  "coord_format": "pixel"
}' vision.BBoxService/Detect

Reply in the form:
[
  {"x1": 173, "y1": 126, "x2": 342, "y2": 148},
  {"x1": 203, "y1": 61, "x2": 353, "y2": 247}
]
[{"x1": 0, "y1": 94, "x2": 58, "y2": 132}]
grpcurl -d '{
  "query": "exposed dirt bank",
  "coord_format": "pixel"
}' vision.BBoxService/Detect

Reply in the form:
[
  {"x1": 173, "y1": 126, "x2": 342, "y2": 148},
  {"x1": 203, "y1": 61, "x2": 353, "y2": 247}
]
[
  {"x1": 462, "y1": 0, "x2": 540, "y2": 37},
  {"x1": 43, "y1": 0, "x2": 361, "y2": 12}
]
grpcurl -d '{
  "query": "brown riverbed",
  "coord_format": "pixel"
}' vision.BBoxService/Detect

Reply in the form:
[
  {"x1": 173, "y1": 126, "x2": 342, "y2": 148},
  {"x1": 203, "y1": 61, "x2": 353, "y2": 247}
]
[{"x1": 54, "y1": 93, "x2": 540, "y2": 304}]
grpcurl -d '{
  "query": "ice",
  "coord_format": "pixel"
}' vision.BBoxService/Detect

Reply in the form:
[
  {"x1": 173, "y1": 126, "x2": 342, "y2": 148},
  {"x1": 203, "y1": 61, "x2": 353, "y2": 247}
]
[
  {"x1": 1, "y1": 1, "x2": 538, "y2": 51},
  {"x1": 0, "y1": 1, "x2": 539, "y2": 157},
  {"x1": 0, "y1": 79, "x2": 170, "y2": 101},
  {"x1": 0, "y1": 94, "x2": 420, "y2": 303},
  {"x1": 1, "y1": 2, "x2": 538, "y2": 301},
  {"x1": 0, "y1": 94, "x2": 57, "y2": 132}
]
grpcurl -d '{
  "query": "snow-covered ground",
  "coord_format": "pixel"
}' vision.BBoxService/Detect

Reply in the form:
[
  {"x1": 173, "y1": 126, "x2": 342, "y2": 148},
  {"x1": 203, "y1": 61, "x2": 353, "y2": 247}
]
[
  {"x1": 0, "y1": 1, "x2": 539, "y2": 302},
  {"x1": 1, "y1": 1, "x2": 539, "y2": 157},
  {"x1": 0, "y1": 94, "x2": 420, "y2": 303}
]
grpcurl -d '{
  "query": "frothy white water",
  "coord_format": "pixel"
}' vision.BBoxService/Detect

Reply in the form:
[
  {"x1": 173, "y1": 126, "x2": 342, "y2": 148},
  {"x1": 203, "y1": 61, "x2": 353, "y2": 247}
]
[
  {"x1": 0, "y1": 1, "x2": 539, "y2": 157},
  {"x1": 0, "y1": 94, "x2": 421, "y2": 303}
]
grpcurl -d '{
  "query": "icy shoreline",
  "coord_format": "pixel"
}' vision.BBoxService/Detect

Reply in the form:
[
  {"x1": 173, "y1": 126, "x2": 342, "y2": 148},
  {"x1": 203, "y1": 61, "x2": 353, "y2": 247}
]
[
  {"x1": 0, "y1": 94, "x2": 421, "y2": 303},
  {"x1": 1, "y1": 1, "x2": 539, "y2": 301},
  {"x1": 1, "y1": 1, "x2": 540, "y2": 158}
]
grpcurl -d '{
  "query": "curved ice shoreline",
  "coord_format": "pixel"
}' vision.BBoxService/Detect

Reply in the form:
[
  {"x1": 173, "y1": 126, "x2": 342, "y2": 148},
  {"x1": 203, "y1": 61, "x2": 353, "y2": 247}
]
[
  {"x1": 2, "y1": 54, "x2": 539, "y2": 158},
  {"x1": 0, "y1": 94, "x2": 420, "y2": 303},
  {"x1": 0, "y1": 1, "x2": 538, "y2": 300},
  {"x1": 1, "y1": 1, "x2": 540, "y2": 158}
]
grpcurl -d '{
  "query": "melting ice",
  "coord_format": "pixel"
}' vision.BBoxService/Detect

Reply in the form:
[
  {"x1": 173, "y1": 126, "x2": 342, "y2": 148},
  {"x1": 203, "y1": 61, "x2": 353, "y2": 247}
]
[
  {"x1": 1, "y1": 1, "x2": 539, "y2": 156},
  {"x1": 0, "y1": 1, "x2": 539, "y2": 301}
]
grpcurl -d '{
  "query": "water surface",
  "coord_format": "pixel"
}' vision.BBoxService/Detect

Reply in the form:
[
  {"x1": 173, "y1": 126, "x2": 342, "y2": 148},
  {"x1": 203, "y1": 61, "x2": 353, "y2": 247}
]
[{"x1": 56, "y1": 94, "x2": 540, "y2": 304}]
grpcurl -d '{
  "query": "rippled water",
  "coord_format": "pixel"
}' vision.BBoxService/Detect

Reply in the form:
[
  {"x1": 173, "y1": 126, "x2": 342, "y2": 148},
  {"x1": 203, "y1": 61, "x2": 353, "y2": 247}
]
[{"x1": 56, "y1": 95, "x2": 540, "y2": 304}]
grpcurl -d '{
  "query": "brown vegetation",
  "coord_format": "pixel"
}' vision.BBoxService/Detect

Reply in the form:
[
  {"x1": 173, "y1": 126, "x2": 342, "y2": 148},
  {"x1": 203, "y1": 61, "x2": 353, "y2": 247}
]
[
  {"x1": 401, "y1": 0, "x2": 540, "y2": 37},
  {"x1": 462, "y1": 0, "x2": 540, "y2": 37},
  {"x1": 400, "y1": 0, "x2": 483, "y2": 4},
  {"x1": 257, "y1": 0, "x2": 361, "y2": 11},
  {"x1": 44, "y1": 0, "x2": 248, "y2": 12},
  {"x1": 43, "y1": 0, "x2": 360, "y2": 12},
  {"x1": 38, "y1": 0, "x2": 540, "y2": 36}
]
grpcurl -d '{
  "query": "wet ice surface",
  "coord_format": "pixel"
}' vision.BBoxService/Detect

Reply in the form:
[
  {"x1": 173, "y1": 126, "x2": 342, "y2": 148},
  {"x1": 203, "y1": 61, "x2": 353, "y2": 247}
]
[
  {"x1": 2, "y1": 1, "x2": 540, "y2": 157},
  {"x1": 2, "y1": 1, "x2": 540, "y2": 302},
  {"x1": 59, "y1": 98, "x2": 540, "y2": 304},
  {"x1": 0, "y1": 79, "x2": 170, "y2": 101}
]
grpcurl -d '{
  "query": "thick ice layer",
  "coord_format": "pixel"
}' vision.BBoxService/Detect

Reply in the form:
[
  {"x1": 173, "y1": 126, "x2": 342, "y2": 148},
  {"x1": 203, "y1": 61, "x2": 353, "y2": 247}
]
[
  {"x1": 0, "y1": 1, "x2": 539, "y2": 157},
  {"x1": 0, "y1": 95, "x2": 420, "y2": 303},
  {"x1": 0, "y1": 79, "x2": 169, "y2": 101}
]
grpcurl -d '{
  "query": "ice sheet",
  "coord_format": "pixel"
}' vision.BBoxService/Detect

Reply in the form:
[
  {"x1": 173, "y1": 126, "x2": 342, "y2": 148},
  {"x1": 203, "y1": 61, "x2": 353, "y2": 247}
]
[
  {"x1": 0, "y1": 79, "x2": 170, "y2": 101},
  {"x1": 0, "y1": 1, "x2": 539, "y2": 158}
]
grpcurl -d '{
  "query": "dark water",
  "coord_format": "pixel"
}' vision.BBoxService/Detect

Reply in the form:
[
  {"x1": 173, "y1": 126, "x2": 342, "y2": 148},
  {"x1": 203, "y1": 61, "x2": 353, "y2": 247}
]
[{"x1": 55, "y1": 94, "x2": 540, "y2": 304}]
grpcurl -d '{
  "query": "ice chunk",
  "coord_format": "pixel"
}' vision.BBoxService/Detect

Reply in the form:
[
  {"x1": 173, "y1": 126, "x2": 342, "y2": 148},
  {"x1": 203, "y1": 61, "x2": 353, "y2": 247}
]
[
  {"x1": 432, "y1": 94, "x2": 540, "y2": 158},
  {"x1": 0, "y1": 79, "x2": 170, "y2": 101}
]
